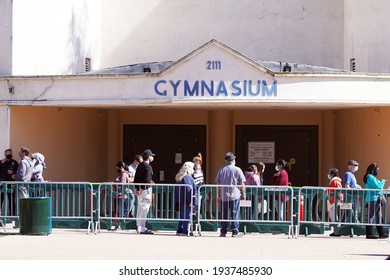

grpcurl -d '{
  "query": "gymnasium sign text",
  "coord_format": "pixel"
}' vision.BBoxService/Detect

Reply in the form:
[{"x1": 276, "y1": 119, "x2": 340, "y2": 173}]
[{"x1": 154, "y1": 79, "x2": 277, "y2": 97}]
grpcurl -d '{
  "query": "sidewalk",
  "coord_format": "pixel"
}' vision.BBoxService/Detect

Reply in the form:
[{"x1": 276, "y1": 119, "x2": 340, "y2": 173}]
[{"x1": 1, "y1": 225, "x2": 389, "y2": 260}]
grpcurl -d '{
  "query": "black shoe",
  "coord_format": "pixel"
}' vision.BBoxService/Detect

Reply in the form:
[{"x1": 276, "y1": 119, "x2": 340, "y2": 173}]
[
  {"x1": 219, "y1": 233, "x2": 226, "y2": 237},
  {"x1": 140, "y1": 230, "x2": 154, "y2": 235},
  {"x1": 378, "y1": 235, "x2": 388, "y2": 239},
  {"x1": 330, "y1": 233, "x2": 340, "y2": 237},
  {"x1": 366, "y1": 235, "x2": 379, "y2": 239}
]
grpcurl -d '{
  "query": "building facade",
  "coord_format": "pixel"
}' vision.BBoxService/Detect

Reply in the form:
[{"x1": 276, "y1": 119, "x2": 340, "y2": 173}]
[{"x1": 1, "y1": 0, "x2": 390, "y2": 186}]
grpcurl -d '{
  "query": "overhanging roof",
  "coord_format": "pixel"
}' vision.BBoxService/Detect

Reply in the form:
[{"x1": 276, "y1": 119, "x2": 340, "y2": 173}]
[{"x1": 1, "y1": 39, "x2": 390, "y2": 110}]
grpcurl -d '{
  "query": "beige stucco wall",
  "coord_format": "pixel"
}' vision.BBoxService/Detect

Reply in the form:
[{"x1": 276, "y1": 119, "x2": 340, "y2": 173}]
[
  {"x1": 334, "y1": 107, "x2": 390, "y2": 187},
  {"x1": 10, "y1": 106, "x2": 108, "y2": 182},
  {"x1": 11, "y1": 106, "x2": 390, "y2": 188}
]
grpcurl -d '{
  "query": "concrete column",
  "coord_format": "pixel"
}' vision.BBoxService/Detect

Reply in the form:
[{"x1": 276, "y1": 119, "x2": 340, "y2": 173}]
[
  {"x1": 0, "y1": 105, "x2": 11, "y2": 153},
  {"x1": 106, "y1": 109, "x2": 121, "y2": 181},
  {"x1": 321, "y1": 110, "x2": 335, "y2": 186},
  {"x1": 208, "y1": 110, "x2": 233, "y2": 183}
]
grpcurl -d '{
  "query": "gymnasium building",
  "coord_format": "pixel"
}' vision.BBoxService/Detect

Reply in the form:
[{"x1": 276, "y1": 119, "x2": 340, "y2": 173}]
[{"x1": 1, "y1": 0, "x2": 390, "y2": 187}]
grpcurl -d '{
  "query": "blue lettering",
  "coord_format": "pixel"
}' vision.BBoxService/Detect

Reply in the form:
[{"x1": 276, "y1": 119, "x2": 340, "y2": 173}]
[
  {"x1": 262, "y1": 80, "x2": 277, "y2": 96},
  {"x1": 170, "y1": 80, "x2": 181, "y2": 97},
  {"x1": 201, "y1": 80, "x2": 214, "y2": 96},
  {"x1": 248, "y1": 80, "x2": 261, "y2": 96},
  {"x1": 231, "y1": 80, "x2": 241, "y2": 96},
  {"x1": 184, "y1": 80, "x2": 199, "y2": 96},
  {"x1": 154, "y1": 80, "x2": 167, "y2": 96},
  {"x1": 154, "y1": 79, "x2": 278, "y2": 98},
  {"x1": 216, "y1": 81, "x2": 228, "y2": 96}
]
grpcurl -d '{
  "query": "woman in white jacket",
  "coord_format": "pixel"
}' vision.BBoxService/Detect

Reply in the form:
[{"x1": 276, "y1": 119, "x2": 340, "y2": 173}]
[{"x1": 31, "y1": 152, "x2": 46, "y2": 182}]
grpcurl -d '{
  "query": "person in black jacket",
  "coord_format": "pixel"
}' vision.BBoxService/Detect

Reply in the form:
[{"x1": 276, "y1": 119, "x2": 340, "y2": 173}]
[
  {"x1": 134, "y1": 149, "x2": 155, "y2": 234},
  {"x1": 0, "y1": 149, "x2": 19, "y2": 215}
]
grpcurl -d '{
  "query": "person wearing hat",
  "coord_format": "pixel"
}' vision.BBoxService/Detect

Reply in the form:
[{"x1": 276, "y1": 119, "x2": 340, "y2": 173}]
[
  {"x1": 343, "y1": 160, "x2": 361, "y2": 189},
  {"x1": 134, "y1": 149, "x2": 155, "y2": 234},
  {"x1": 13, "y1": 146, "x2": 33, "y2": 199},
  {"x1": 192, "y1": 153, "x2": 204, "y2": 189},
  {"x1": 339, "y1": 159, "x2": 361, "y2": 225},
  {"x1": 13, "y1": 147, "x2": 33, "y2": 183},
  {"x1": 0, "y1": 148, "x2": 19, "y2": 216},
  {"x1": 215, "y1": 152, "x2": 246, "y2": 237}
]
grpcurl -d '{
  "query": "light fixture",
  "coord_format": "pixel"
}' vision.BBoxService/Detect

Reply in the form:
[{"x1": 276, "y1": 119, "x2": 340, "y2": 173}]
[
  {"x1": 8, "y1": 86, "x2": 14, "y2": 94},
  {"x1": 143, "y1": 65, "x2": 151, "y2": 73},
  {"x1": 283, "y1": 63, "x2": 292, "y2": 72}
]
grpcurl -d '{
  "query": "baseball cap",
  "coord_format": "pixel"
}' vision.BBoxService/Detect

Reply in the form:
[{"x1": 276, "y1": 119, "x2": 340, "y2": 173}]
[
  {"x1": 224, "y1": 152, "x2": 236, "y2": 161},
  {"x1": 142, "y1": 149, "x2": 155, "y2": 157},
  {"x1": 348, "y1": 160, "x2": 359, "y2": 166}
]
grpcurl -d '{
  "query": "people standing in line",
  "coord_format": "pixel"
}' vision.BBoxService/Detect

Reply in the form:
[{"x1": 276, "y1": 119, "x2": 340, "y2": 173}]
[
  {"x1": 244, "y1": 165, "x2": 261, "y2": 186},
  {"x1": 126, "y1": 155, "x2": 142, "y2": 217},
  {"x1": 192, "y1": 153, "x2": 204, "y2": 188},
  {"x1": 341, "y1": 160, "x2": 360, "y2": 223},
  {"x1": 13, "y1": 147, "x2": 33, "y2": 198},
  {"x1": 257, "y1": 162, "x2": 266, "y2": 186},
  {"x1": 245, "y1": 165, "x2": 261, "y2": 219},
  {"x1": 30, "y1": 152, "x2": 47, "y2": 197},
  {"x1": 271, "y1": 159, "x2": 291, "y2": 221},
  {"x1": 326, "y1": 167, "x2": 343, "y2": 224},
  {"x1": 31, "y1": 152, "x2": 46, "y2": 182},
  {"x1": 0, "y1": 149, "x2": 19, "y2": 215},
  {"x1": 363, "y1": 163, "x2": 388, "y2": 239},
  {"x1": 128, "y1": 155, "x2": 143, "y2": 180},
  {"x1": 215, "y1": 152, "x2": 246, "y2": 237},
  {"x1": 113, "y1": 161, "x2": 131, "y2": 230},
  {"x1": 174, "y1": 161, "x2": 197, "y2": 236},
  {"x1": 134, "y1": 149, "x2": 155, "y2": 234},
  {"x1": 13, "y1": 147, "x2": 33, "y2": 182}
]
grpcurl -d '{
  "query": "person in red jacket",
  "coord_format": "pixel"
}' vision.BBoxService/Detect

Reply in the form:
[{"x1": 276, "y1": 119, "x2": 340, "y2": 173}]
[
  {"x1": 326, "y1": 167, "x2": 343, "y2": 223},
  {"x1": 272, "y1": 159, "x2": 291, "y2": 220}
]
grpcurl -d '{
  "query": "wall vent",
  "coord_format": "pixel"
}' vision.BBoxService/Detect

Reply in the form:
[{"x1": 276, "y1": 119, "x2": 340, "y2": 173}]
[
  {"x1": 350, "y1": 58, "x2": 356, "y2": 72},
  {"x1": 85, "y1": 57, "x2": 91, "y2": 72}
]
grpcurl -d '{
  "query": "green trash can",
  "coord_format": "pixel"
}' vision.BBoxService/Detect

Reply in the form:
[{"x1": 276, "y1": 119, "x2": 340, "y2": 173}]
[{"x1": 19, "y1": 197, "x2": 52, "y2": 235}]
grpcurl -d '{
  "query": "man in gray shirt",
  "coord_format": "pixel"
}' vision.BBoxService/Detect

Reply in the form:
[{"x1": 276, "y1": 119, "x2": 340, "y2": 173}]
[
  {"x1": 14, "y1": 147, "x2": 33, "y2": 182},
  {"x1": 215, "y1": 152, "x2": 246, "y2": 237},
  {"x1": 13, "y1": 147, "x2": 33, "y2": 198}
]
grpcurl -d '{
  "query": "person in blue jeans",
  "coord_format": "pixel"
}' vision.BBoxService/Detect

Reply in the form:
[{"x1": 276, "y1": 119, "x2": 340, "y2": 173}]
[
  {"x1": 341, "y1": 160, "x2": 361, "y2": 223},
  {"x1": 215, "y1": 152, "x2": 246, "y2": 237},
  {"x1": 363, "y1": 163, "x2": 388, "y2": 239},
  {"x1": 174, "y1": 161, "x2": 197, "y2": 236}
]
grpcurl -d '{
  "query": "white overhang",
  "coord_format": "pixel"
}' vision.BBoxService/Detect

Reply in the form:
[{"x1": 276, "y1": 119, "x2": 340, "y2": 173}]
[{"x1": 1, "y1": 39, "x2": 390, "y2": 110}]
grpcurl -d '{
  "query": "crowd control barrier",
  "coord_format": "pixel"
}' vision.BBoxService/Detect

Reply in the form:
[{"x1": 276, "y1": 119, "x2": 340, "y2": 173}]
[
  {"x1": 0, "y1": 182, "x2": 95, "y2": 234},
  {"x1": 96, "y1": 183, "x2": 196, "y2": 235},
  {"x1": 197, "y1": 185, "x2": 295, "y2": 238},
  {"x1": 3, "y1": 181, "x2": 389, "y2": 239},
  {"x1": 297, "y1": 186, "x2": 390, "y2": 238}
]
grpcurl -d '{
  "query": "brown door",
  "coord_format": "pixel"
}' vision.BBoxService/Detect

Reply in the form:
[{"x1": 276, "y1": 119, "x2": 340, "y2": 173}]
[
  {"x1": 123, "y1": 125, "x2": 206, "y2": 184},
  {"x1": 235, "y1": 125, "x2": 318, "y2": 187}
]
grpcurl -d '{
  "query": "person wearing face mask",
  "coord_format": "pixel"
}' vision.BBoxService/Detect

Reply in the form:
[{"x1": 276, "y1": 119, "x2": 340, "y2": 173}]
[
  {"x1": 271, "y1": 159, "x2": 291, "y2": 221},
  {"x1": 112, "y1": 161, "x2": 131, "y2": 230},
  {"x1": 342, "y1": 160, "x2": 361, "y2": 189},
  {"x1": 134, "y1": 149, "x2": 155, "y2": 234},
  {"x1": 215, "y1": 152, "x2": 246, "y2": 237},
  {"x1": 363, "y1": 163, "x2": 388, "y2": 239},
  {"x1": 174, "y1": 161, "x2": 197, "y2": 236},
  {"x1": 341, "y1": 160, "x2": 360, "y2": 223},
  {"x1": 0, "y1": 149, "x2": 19, "y2": 216},
  {"x1": 326, "y1": 168, "x2": 343, "y2": 225}
]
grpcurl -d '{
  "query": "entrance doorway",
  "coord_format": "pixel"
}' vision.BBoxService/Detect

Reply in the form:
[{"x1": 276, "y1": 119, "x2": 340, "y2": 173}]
[
  {"x1": 236, "y1": 125, "x2": 318, "y2": 187},
  {"x1": 123, "y1": 125, "x2": 206, "y2": 184}
]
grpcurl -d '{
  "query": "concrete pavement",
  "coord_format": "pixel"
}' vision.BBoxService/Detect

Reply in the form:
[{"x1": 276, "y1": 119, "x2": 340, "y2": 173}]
[{"x1": 0, "y1": 225, "x2": 389, "y2": 260}]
